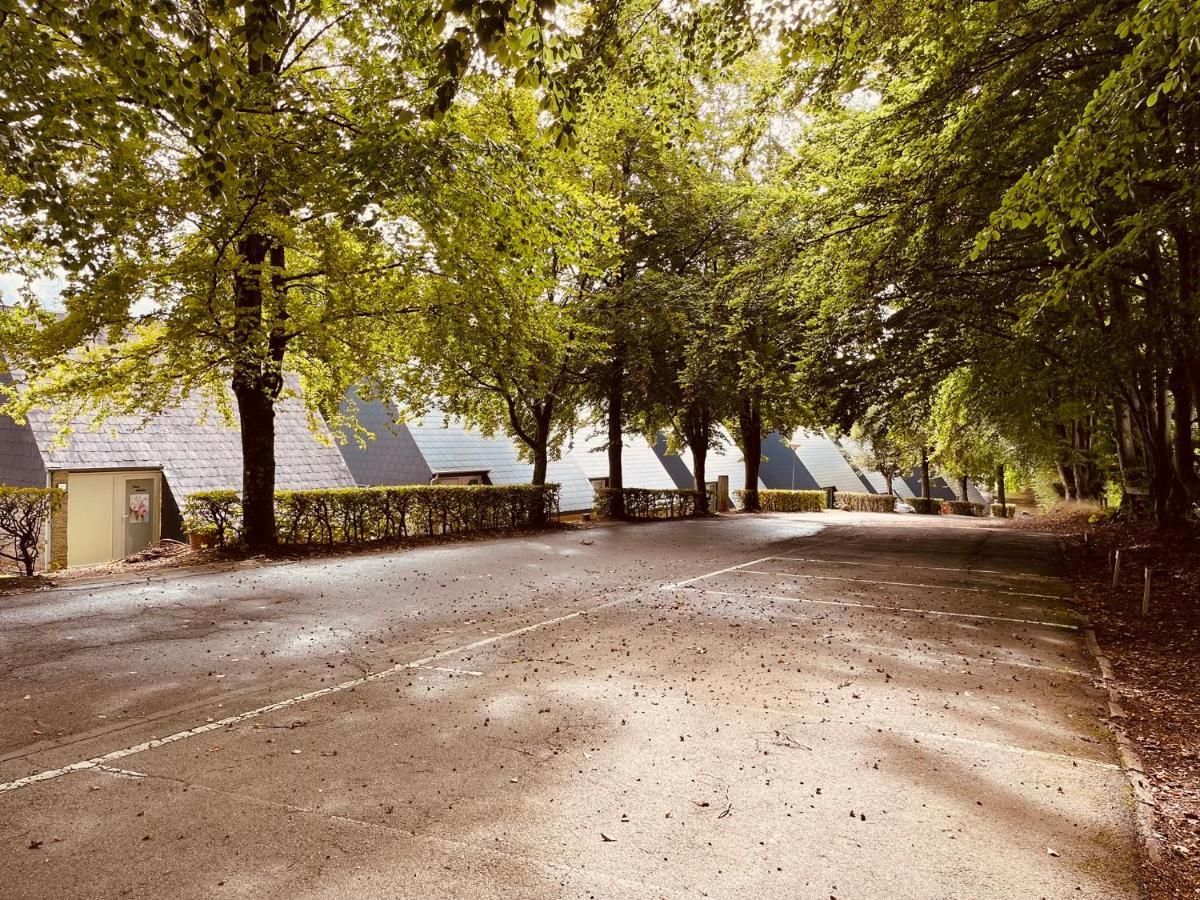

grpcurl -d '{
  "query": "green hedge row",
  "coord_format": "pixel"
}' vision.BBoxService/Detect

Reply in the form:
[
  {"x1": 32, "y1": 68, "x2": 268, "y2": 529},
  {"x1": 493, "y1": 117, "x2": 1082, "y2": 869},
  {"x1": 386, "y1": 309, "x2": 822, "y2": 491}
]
[
  {"x1": 594, "y1": 487, "x2": 702, "y2": 520},
  {"x1": 737, "y1": 489, "x2": 825, "y2": 512},
  {"x1": 910, "y1": 497, "x2": 940, "y2": 515},
  {"x1": 183, "y1": 484, "x2": 561, "y2": 548},
  {"x1": 942, "y1": 500, "x2": 989, "y2": 516},
  {"x1": 990, "y1": 503, "x2": 1016, "y2": 518},
  {"x1": 838, "y1": 492, "x2": 896, "y2": 513},
  {"x1": 0, "y1": 487, "x2": 59, "y2": 575}
]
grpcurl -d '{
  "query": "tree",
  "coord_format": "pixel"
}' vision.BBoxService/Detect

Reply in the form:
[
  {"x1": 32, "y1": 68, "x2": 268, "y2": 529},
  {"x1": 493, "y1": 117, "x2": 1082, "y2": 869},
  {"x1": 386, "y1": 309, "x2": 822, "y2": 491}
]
[
  {"x1": 401, "y1": 87, "x2": 621, "y2": 498},
  {"x1": 0, "y1": 3, "x2": 478, "y2": 548}
]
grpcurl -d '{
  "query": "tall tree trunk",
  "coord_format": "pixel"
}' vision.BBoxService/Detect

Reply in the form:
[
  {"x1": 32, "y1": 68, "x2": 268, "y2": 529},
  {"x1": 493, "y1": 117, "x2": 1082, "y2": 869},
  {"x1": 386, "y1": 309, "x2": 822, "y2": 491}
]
[
  {"x1": 1171, "y1": 366, "x2": 1196, "y2": 492},
  {"x1": 1056, "y1": 461, "x2": 1078, "y2": 501},
  {"x1": 957, "y1": 475, "x2": 969, "y2": 502},
  {"x1": 691, "y1": 444, "x2": 708, "y2": 514},
  {"x1": 884, "y1": 472, "x2": 894, "y2": 496},
  {"x1": 737, "y1": 396, "x2": 763, "y2": 512},
  {"x1": 606, "y1": 349, "x2": 625, "y2": 519},
  {"x1": 231, "y1": 0, "x2": 285, "y2": 551},
  {"x1": 996, "y1": 464, "x2": 1006, "y2": 510},
  {"x1": 682, "y1": 408, "x2": 711, "y2": 514},
  {"x1": 920, "y1": 446, "x2": 931, "y2": 499}
]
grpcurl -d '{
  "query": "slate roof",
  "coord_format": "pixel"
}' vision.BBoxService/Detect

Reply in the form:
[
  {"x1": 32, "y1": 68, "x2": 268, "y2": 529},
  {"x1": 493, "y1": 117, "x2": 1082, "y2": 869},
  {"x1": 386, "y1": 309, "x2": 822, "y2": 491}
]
[
  {"x1": 338, "y1": 398, "x2": 596, "y2": 513},
  {"x1": 9, "y1": 377, "x2": 355, "y2": 499},
  {"x1": 758, "y1": 431, "x2": 821, "y2": 491},
  {"x1": 831, "y1": 435, "x2": 916, "y2": 498},
  {"x1": 790, "y1": 428, "x2": 876, "y2": 494},
  {"x1": 567, "y1": 422, "x2": 678, "y2": 490},
  {"x1": 674, "y1": 426, "x2": 766, "y2": 506},
  {"x1": 0, "y1": 371, "x2": 48, "y2": 487},
  {"x1": 652, "y1": 433, "x2": 697, "y2": 490}
]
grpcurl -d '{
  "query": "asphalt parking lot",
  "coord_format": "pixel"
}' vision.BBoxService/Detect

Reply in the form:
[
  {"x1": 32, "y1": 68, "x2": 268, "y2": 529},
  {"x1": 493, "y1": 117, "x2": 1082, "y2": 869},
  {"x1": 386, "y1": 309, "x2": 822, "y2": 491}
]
[{"x1": 0, "y1": 512, "x2": 1142, "y2": 899}]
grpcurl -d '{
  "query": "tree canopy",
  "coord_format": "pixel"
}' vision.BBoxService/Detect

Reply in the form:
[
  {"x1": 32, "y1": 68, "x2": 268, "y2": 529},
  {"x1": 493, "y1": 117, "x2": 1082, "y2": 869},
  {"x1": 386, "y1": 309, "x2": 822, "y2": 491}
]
[{"x1": 3, "y1": 0, "x2": 1197, "y2": 531}]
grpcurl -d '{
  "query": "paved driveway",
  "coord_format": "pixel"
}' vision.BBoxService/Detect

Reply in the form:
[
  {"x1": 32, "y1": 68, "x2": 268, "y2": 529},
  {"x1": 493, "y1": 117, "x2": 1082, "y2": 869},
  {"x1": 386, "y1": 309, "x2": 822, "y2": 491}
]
[{"x1": 0, "y1": 513, "x2": 1141, "y2": 898}]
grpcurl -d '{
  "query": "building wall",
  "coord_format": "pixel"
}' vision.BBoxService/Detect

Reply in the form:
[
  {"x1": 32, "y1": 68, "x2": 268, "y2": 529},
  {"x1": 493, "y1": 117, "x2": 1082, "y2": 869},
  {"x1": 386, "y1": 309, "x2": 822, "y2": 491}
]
[{"x1": 48, "y1": 471, "x2": 68, "y2": 570}]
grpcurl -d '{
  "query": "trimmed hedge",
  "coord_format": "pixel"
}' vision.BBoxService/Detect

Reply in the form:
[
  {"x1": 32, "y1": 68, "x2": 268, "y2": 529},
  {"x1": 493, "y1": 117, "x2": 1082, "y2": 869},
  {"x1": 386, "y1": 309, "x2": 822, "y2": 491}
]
[
  {"x1": 942, "y1": 500, "x2": 989, "y2": 517},
  {"x1": 990, "y1": 503, "x2": 1016, "y2": 518},
  {"x1": 594, "y1": 487, "x2": 702, "y2": 520},
  {"x1": 737, "y1": 489, "x2": 825, "y2": 513},
  {"x1": 838, "y1": 492, "x2": 896, "y2": 513},
  {"x1": 0, "y1": 487, "x2": 59, "y2": 575},
  {"x1": 910, "y1": 497, "x2": 940, "y2": 515},
  {"x1": 184, "y1": 484, "x2": 561, "y2": 548}
]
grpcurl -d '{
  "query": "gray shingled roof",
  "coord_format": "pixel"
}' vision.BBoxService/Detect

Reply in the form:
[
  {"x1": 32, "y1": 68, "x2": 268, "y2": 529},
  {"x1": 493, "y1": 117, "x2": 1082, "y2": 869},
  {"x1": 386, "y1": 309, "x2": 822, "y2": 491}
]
[
  {"x1": 758, "y1": 431, "x2": 820, "y2": 490},
  {"x1": 407, "y1": 412, "x2": 595, "y2": 513},
  {"x1": 790, "y1": 428, "x2": 875, "y2": 494},
  {"x1": 676, "y1": 426, "x2": 766, "y2": 505},
  {"x1": 832, "y1": 435, "x2": 916, "y2": 498},
  {"x1": 567, "y1": 422, "x2": 678, "y2": 490},
  {"x1": 341, "y1": 401, "x2": 597, "y2": 513},
  {"x1": 16, "y1": 379, "x2": 355, "y2": 499}
]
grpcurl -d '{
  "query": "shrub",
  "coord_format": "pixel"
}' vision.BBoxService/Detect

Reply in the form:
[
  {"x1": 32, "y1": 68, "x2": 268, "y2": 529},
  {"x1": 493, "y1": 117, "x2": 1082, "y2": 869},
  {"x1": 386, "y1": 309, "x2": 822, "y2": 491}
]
[
  {"x1": 184, "y1": 484, "x2": 560, "y2": 549},
  {"x1": 942, "y1": 500, "x2": 989, "y2": 516},
  {"x1": 990, "y1": 503, "x2": 1016, "y2": 518},
  {"x1": 0, "y1": 487, "x2": 59, "y2": 576},
  {"x1": 595, "y1": 487, "x2": 702, "y2": 520},
  {"x1": 183, "y1": 490, "x2": 243, "y2": 547},
  {"x1": 838, "y1": 492, "x2": 896, "y2": 513},
  {"x1": 910, "y1": 497, "x2": 940, "y2": 515},
  {"x1": 737, "y1": 489, "x2": 825, "y2": 513}
]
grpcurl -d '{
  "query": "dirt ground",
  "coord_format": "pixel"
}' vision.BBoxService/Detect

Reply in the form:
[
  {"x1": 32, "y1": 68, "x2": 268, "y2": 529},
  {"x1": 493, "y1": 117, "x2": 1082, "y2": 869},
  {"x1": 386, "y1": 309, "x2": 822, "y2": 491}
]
[
  {"x1": 1021, "y1": 507, "x2": 1200, "y2": 898},
  {"x1": 1, "y1": 512, "x2": 1143, "y2": 898}
]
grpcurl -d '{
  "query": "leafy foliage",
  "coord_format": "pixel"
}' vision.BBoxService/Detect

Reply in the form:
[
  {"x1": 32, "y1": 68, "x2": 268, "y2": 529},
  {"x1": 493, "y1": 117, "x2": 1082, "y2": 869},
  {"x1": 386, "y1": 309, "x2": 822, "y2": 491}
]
[{"x1": 184, "y1": 484, "x2": 560, "y2": 547}]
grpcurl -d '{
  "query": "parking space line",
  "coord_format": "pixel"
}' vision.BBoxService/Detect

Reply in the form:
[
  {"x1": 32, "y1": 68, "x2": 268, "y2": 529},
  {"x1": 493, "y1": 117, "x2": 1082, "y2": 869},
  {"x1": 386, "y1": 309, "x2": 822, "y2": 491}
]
[
  {"x1": 732, "y1": 707, "x2": 1118, "y2": 770},
  {"x1": 736, "y1": 568, "x2": 1065, "y2": 600},
  {"x1": 662, "y1": 555, "x2": 779, "y2": 589},
  {"x1": 769, "y1": 556, "x2": 1062, "y2": 582},
  {"x1": 406, "y1": 664, "x2": 484, "y2": 677},
  {"x1": 0, "y1": 594, "x2": 633, "y2": 795},
  {"x1": 0, "y1": 553, "x2": 775, "y2": 797},
  {"x1": 665, "y1": 585, "x2": 1080, "y2": 630}
]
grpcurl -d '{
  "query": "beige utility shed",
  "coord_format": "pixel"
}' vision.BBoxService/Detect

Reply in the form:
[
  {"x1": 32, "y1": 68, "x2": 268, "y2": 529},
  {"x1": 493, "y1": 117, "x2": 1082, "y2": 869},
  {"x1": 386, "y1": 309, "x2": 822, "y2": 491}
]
[{"x1": 56, "y1": 467, "x2": 163, "y2": 568}]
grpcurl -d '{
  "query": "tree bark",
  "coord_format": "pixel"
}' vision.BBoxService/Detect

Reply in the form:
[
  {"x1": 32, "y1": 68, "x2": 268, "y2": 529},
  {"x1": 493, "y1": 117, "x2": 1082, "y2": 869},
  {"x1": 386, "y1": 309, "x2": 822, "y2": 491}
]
[
  {"x1": 1170, "y1": 366, "x2": 1196, "y2": 491},
  {"x1": 920, "y1": 446, "x2": 931, "y2": 499},
  {"x1": 231, "y1": 0, "x2": 285, "y2": 551},
  {"x1": 682, "y1": 408, "x2": 711, "y2": 514},
  {"x1": 996, "y1": 464, "x2": 1006, "y2": 510},
  {"x1": 958, "y1": 475, "x2": 969, "y2": 503},
  {"x1": 737, "y1": 396, "x2": 762, "y2": 512},
  {"x1": 606, "y1": 350, "x2": 625, "y2": 519}
]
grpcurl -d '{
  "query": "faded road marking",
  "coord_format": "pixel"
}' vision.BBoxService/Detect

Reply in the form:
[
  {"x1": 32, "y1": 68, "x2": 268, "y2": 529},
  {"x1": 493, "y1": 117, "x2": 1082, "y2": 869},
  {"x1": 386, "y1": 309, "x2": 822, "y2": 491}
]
[
  {"x1": 665, "y1": 585, "x2": 1080, "y2": 630},
  {"x1": 0, "y1": 553, "x2": 769, "y2": 796},
  {"x1": 736, "y1": 568, "x2": 1066, "y2": 601}
]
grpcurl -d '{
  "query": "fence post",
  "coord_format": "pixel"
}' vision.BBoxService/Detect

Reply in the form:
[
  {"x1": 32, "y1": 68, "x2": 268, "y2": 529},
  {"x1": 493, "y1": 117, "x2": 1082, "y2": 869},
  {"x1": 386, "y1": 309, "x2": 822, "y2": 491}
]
[
  {"x1": 1142, "y1": 567, "x2": 1151, "y2": 616},
  {"x1": 1112, "y1": 549, "x2": 1121, "y2": 589}
]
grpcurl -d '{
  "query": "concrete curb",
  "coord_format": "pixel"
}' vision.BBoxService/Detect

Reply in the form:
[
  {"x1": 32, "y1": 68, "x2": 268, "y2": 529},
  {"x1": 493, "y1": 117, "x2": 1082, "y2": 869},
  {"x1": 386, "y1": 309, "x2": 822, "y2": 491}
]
[{"x1": 1082, "y1": 624, "x2": 1163, "y2": 870}]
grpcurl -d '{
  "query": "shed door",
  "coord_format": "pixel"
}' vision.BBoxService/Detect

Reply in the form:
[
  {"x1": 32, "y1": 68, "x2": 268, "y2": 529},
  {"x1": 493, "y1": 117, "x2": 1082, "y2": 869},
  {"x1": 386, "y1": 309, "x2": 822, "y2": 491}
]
[
  {"x1": 66, "y1": 473, "x2": 115, "y2": 568},
  {"x1": 123, "y1": 476, "x2": 156, "y2": 556}
]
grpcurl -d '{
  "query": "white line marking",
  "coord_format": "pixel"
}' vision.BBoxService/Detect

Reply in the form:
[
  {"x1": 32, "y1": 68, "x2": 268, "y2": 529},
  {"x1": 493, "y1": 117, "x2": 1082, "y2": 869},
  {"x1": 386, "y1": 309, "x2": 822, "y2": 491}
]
[
  {"x1": 96, "y1": 765, "x2": 147, "y2": 779},
  {"x1": 665, "y1": 585, "x2": 1080, "y2": 630},
  {"x1": 812, "y1": 637, "x2": 1093, "y2": 678},
  {"x1": 769, "y1": 556, "x2": 1062, "y2": 582},
  {"x1": 406, "y1": 664, "x2": 484, "y2": 677},
  {"x1": 0, "y1": 553, "x2": 767, "y2": 796},
  {"x1": 736, "y1": 568, "x2": 1065, "y2": 600},
  {"x1": 0, "y1": 596, "x2": 630, "y2": 795},
  {"x1": 736, "y1": 707, "x2": 1118, "y2": 769},
  {"x1": 662, "y1": 555, "x2": 778, "y2": 590}
]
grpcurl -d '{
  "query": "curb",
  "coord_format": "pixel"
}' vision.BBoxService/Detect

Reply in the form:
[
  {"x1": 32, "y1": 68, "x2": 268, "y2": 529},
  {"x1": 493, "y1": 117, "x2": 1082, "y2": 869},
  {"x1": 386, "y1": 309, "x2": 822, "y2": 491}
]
[{"x1": 1082, "y1": 624, "x2": 1163, "y2": 868}]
